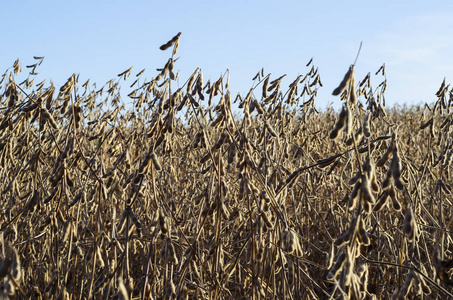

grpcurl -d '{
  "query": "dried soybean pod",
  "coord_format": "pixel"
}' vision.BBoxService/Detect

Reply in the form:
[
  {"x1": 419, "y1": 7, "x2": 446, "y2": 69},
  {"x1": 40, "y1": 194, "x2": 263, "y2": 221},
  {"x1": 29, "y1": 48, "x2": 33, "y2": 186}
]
[
  {"x1": 362, "y1": 113, "x2": 371, "y2": 138},
  {"x1": 0, "y1": 245, "x2": 13, "y2": 279},
  {"x1": 69, "y1": 190, "x2": 84, "y2": 207},
  {"x1": 329, "y1": 106, "x2": 348, "y2": 140},
  {"x1": 373, "y1": 189, "x2": 389, "y2": 211},
  {"x1": 345, "y1": 105, "x2": 353, "y2": 137},
  {"x1": 349, "y1": 74, "x2": 357, "y2": 104},
  {"x1": 348, "y1": 171, "x2": 361, "y2": 186},
  {"x1": 10, "y1": 246, "x2": 21, "y2": 282},
  {"x1": 211, "y1": 114, "x2": 224, "y2": 128},
  {"x1": 172, "y1": 38, "x2": 180, "y2": 56},
  {"x1": 391, "y1": 148, "x2": 402, "y2": 179},
  {"x1": 403, "y1": 208, "x2": 416, "y2": 242},
  {"x1": 420, "y1": 117, "x2": 433, "y2": 130},
  {"x1": 391, "y1": 148, "x2": 404, "y2": 190},
  {"x1": 346, "y1": 127, "x2": 363, "y2": 146},
  {"x1": 357, "y1": 217, "x2": 370, "y2": 246},
  {"x1": 332, "y1": 65, "x2": 354, "y2": 96},
  {"x1": 159, "y1": 32, "x2": 182, "y2": 51},
  {"x1": 328, "y1": 250, "x2": 347, "y2": 278},
  {"x1": 159, "y1": 209, "x2": 168, "y2": 235},
  {"x1": 381, "y1": 168, "x2": 392, "y2": 189},
  {"x1": 129, "y1": 209, "x2": 142, "y2": 229},
  {"x1": 150, "y1": 151, "x2": 162, "y2": 171},
  {"x1": 176, "y1": 94, "x2": 188, "y2": 111},
  {"x1": 388, "y1": 186, "x2": 401, "y2": 211},
  {"x1": 262, "y1": 76, "x2": 269, "y2": 98},
  {"x1": 254, "y1": 99, "x2": 264, "y2": 114},
  {"x1": 44, "y1": 110, "x2": 58, "y2": 129},
  {"x1": 375, "y1": 63, "x2": 385, "y2": 76},
  {"x1": 317, "y1": 153, "x2": 341, "y2": 168},
  {"x1": 348, "y1": 181, "x2": 361, "y2": 211},
  {"x1": 213, "y1": 132, "x2": 226, "y2": 150},
  {"x1": 286, "y1": 169, "x2": 302, "y2": 186},
  {"x1": 394, "y1": 177, "x2": 404, "y2": 191},
  {"x1": 44, "y1": 187, "x2": 59, "y2": 204},
  {"x1": 186, "y1": 71, "x2": 197, "y2": 94},
  {"x1": 227, "y1": 143, "x2": 236, "y2": 164},
  {"x1": 265, "y1": 120, "x2": 277, "y2": 137},
  {"x1": 377, "y1": 135, "x2": 394, "y2": 167}
]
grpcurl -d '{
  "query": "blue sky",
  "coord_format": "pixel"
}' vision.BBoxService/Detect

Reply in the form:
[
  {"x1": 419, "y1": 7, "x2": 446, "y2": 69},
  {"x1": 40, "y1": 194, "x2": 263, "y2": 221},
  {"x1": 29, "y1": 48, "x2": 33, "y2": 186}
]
[{"x1": 2, "y1": 1, "x2": 453, "y2": 110}]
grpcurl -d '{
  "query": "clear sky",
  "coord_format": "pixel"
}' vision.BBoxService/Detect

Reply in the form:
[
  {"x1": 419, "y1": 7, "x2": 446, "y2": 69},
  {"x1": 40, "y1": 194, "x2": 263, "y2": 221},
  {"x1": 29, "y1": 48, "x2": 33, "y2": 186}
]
[{"x1": 2, "y1": 1, "x2": 453, "y2": 110}]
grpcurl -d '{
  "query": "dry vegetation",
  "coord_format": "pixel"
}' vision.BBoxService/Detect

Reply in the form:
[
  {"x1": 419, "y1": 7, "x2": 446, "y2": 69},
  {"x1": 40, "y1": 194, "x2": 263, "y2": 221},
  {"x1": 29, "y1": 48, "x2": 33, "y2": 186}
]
[{"x1": 1, "y1": 33, "x2": 453, "y2": 299}]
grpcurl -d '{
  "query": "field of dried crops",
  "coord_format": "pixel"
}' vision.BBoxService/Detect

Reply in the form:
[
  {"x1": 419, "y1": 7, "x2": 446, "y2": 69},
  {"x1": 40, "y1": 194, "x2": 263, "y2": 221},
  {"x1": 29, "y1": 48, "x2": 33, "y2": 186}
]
[{"x1": 2, "y1": 33, "x2": 453, "y2": 299}]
